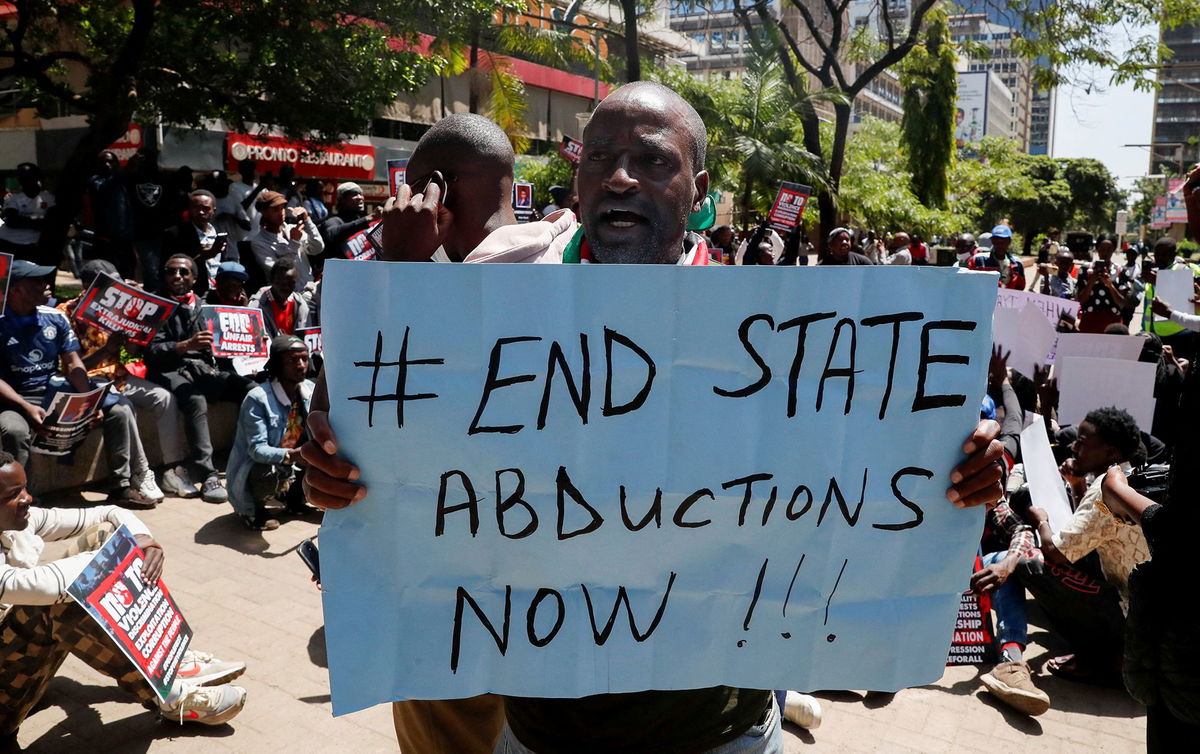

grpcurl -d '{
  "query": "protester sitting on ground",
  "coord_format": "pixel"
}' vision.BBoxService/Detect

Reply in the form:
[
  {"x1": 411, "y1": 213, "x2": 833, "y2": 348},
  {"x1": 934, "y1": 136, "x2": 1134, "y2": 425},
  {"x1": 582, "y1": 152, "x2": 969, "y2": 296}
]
[
  {"x1": 303, "y1": 82, "x2": 1009, "y2": 754},
  {"x1": 57, "y1": 260, "x2": 180, "y2": 499},
  {"x1": 818, "y1": 227, "x2": 873, "y2": 265},
  {"x1": 1021, "y1": 407, "x2": 1149, "y2": 686},
  {"x1": 205, "y1": 261, "x2": 251, "y2": 307},
  {"x1": 226, "y1": 335, "x2": 313, "y2": 531},
  {"x1": 0, "y1": 452, "x2": 247, "y2": 741},
  {"x1": 253, "y1": 257, "x2": 309, "y2": 337},
  {"x1": 163, "y1": 189, "x2": 238, "y2": 297},
  {"x1": 1039, "y1": 248, "x2": 1075, "y2": 299},
  {"x1": 0, "y1": 261, "x2": 156, "y2": 507},
  {"x1": 248, "y1": 190, "x2": 323, "y2": 289},
  {"x1": 967, "y1": 225, "x2": 1025, "y2": 289},
  {"x1": 1076, "y1": 234, "x2": 1131, "y2": 334},
  {"x1": 0, "y1": 163, "x2": 54, "y2": 265},
  {"x1": 146, "y1": 255, "x2": 255, "y2": 503}
]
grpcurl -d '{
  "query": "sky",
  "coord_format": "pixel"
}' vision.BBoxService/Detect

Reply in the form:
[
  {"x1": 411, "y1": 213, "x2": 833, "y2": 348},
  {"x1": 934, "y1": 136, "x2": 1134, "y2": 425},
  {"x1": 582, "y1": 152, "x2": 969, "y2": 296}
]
[{"x1": 1050, "y1": 25, "x2": 1159, "y2": 195}]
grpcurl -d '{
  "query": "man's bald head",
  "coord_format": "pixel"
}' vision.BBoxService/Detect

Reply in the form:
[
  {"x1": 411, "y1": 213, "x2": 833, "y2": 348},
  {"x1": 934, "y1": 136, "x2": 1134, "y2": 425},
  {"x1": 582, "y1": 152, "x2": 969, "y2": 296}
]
[
  {"x1": 408, "y1": 113, "x2": 515, "y2": 176},
  {"x1": 588, "y1": 82, "x2": 706, "y2": 173}
]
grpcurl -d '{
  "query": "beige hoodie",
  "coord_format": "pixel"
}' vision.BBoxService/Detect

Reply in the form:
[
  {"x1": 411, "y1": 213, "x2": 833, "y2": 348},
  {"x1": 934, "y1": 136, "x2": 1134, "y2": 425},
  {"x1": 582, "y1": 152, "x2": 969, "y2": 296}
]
[{"x1": 463, "y1": 209, "x2": 577, "y2": 264}]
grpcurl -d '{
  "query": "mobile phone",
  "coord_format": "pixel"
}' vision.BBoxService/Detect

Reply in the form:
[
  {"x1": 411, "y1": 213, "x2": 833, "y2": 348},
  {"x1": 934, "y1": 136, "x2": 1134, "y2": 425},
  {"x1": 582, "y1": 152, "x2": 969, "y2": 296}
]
[
  {"x1": 298, "y1": 537, "x2": 320, "y2": 581},
  {"x1": 212, "y1": 233, "x2": 228, "y2": 256}
]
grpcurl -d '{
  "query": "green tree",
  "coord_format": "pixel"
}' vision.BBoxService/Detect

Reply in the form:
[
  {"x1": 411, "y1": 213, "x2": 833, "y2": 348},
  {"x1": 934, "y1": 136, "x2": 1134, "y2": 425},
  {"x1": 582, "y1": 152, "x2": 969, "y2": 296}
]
[
  {"x1": 1, "y1": 0, "x2": 510, "y2": 254},
  {"x1": 1059, "y1": 158, "x2": 1120, "y2": 232},
  {"x1": 898, "y1": 9, "x2": 956, "y2": 208},
  {"x1": 1129, "y1": 175, "x2": 1166, "y2": 229},
  {"x1": 728, "y1": 0, "x2": 1200, "y2": 244}
]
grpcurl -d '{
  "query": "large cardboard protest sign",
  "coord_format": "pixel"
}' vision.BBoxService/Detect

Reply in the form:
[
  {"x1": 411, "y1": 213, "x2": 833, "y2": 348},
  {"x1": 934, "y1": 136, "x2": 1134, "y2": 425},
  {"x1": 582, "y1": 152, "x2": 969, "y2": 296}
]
[
  {"x1": 73, "y1": 273, "x2": 176, "y2": 346},
  {"x1": 32, "y1": 385, "x2": 109, "y2": 456},
  {"x1": 558, "y1": 135, "x2": 583, "y2": 164},
  {"x1": 319, "y1": 263, "x2": 995, "y2": 714},
  {"x1": 67, "y1": 525, "x2": 193, "y2": 703},
  {"x1": 1057, "y1": 357, "x2": 1156, "y2": 431},
  {"x1": 765, "y1": 182, "x2": 812, "y2": 234},
  {"x1": 992, "y1": 304, "x2": 1055, "y2": 379},
  {"x1": 200, "y1": 305, "x2": 268, "y2": 358},
  {"x1": 1052, "y1": 333, "x2": 1143, "y2": 367},
  {"x1": 995, "y1": 288, "x2": 1079, "y2": 325}
]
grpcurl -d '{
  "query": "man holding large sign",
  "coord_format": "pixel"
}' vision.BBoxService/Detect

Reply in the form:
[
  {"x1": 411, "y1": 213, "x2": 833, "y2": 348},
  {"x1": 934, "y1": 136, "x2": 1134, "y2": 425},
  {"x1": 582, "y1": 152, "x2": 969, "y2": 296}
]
[{"x1": 304, "y1": 83, "x2": 1004, "y2": 752}]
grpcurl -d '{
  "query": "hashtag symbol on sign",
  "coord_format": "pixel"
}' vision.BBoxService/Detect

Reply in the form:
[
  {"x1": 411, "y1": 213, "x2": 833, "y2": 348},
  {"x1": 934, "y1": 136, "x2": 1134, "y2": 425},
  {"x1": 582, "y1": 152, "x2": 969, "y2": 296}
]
[{"x1": 349, "y1": 329, "x2": 444, "y2": 428}]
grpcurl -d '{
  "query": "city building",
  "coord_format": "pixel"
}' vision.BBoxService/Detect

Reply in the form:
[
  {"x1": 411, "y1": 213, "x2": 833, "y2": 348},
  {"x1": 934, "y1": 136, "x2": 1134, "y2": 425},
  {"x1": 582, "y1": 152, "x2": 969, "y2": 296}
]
[
  {"x1": 954, "y1": 70, "x2": 1015, "y2": 144},
  {"x1": 948, "y1": 12, "x2": 1033, "y2": 151},
  {"x1": 1149, "y1": 21, "x2": 1200, "y2": 175}
]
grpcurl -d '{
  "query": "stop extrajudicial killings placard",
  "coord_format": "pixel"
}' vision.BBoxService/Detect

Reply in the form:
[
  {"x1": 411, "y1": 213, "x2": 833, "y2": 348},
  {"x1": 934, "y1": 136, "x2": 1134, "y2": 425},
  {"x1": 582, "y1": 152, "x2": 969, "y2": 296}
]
[{"x1": 72, "y1": 273, "x2": 177, "y2": 346}]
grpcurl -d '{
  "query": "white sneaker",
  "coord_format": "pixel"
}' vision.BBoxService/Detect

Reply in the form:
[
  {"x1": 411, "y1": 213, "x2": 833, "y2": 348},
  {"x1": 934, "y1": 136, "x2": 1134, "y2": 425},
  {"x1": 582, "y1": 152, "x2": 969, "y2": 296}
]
[
  {"x1": 134, "y1": 470, "x2": 165, "y2": 502},
  {"x1": 161, "y1": 465, "x2": 199, "y2": 498},
  {"x1": 173, "y1": 649, "x2": 246, "y2": 686},
  {"x1": 159, "y1": 682, "x2": 247, "y2": 725},
  {"x1": 783, "y1": 691, "x2": 822, "y2": 729}
]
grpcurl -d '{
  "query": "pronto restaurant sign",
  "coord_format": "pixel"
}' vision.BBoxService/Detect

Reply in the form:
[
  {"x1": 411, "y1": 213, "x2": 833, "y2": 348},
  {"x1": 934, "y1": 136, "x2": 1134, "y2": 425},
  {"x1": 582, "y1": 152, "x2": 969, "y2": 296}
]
[{"x1": 226, "y1": 133, "x2": 376, "y2": 180}]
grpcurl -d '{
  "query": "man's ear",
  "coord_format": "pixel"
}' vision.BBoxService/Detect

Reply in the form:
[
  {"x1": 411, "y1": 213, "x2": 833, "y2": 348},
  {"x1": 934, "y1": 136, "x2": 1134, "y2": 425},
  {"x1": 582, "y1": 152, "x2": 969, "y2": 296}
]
[{"x1": 692, "y1": 171, "x2": 710, "y2": 212}]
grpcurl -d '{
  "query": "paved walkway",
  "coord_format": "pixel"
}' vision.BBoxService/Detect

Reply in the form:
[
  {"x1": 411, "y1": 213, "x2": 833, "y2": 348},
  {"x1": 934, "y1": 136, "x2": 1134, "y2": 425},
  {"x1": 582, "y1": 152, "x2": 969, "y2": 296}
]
[{"x1": 16, "y1": 488, "x2": 1145, "y2": 752}]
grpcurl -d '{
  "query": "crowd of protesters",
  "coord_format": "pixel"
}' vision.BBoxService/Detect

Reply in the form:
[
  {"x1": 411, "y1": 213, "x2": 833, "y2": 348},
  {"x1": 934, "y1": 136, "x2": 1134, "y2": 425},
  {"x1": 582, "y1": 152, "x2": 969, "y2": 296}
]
[{"x1": 0, "y1": 79, "x2": 1198, "y2": 752}]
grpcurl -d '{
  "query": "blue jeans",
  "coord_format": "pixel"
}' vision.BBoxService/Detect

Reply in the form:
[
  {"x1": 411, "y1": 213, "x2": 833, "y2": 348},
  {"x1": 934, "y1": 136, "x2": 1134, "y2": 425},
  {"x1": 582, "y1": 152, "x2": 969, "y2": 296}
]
[
  {"x1": 980, "y1": 550, "x2": 1028, "y2": 648},
  {"x1": 494, "y1": 696, "x2": 783, "y2": 754}
]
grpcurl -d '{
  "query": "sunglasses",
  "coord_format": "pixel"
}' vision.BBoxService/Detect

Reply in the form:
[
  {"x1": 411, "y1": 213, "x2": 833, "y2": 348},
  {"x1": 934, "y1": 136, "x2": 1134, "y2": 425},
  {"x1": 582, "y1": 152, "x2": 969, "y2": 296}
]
[{"x1": 165, "y1": 267, "x2": 193, "y2": 277}]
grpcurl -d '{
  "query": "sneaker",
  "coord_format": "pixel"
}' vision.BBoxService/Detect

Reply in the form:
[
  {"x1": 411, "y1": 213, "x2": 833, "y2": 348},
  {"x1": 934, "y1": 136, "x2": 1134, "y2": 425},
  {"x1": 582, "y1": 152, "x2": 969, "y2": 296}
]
[
  {"x1": 107, "y1": 486, "x2": 158, "y2": 510},
  {"x1": 161, "y1": 465, "x2": 199, "y2": 499},
  {"x1": 201, "y1": 476, "x2": 228, "y2": 504},
  {"x1": 241, "y1": 514, "x2": 279, "y2": 532},
  {"x1": 782, "y1": 691, "x2": 822, "y2": 729},
  {"x1": 981, "y1": 661, "x2": 1051, "y2": 716},
  {"x1": 174, "y1": 649, "x2": 246, "y2": 687},
  {"x1": 158, "y1": 683, "x2": 246, "y2": 725},
  {"x1": 134, "y1": 470, "x2": 165, "y2": 502}
]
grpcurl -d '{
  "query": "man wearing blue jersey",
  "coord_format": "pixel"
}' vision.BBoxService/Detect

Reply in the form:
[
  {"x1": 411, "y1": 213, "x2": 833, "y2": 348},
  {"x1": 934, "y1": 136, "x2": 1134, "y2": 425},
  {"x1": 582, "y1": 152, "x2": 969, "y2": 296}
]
[{"x1": 0, "y1": 261, "x2": 155, "y2": 506}]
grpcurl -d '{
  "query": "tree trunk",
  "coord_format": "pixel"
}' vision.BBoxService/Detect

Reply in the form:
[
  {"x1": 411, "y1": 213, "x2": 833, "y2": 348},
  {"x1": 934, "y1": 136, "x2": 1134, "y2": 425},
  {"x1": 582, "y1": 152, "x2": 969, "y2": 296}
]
[
  {"x1": 620, "y1": 0, "x2": 640, "y2": 82},
  {"x1": 740, "y1": 172, "x2": 754, "y2": 232},
  {"x1": 467, "y1": 19, "x2": 482, "y2": 114}
]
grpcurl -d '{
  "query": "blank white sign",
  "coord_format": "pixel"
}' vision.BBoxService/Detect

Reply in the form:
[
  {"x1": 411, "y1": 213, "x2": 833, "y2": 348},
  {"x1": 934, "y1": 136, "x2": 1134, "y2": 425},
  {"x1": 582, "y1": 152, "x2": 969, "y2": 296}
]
[{"x1": 1056, "y1": 356, "x2": 1156, "y2": 432}]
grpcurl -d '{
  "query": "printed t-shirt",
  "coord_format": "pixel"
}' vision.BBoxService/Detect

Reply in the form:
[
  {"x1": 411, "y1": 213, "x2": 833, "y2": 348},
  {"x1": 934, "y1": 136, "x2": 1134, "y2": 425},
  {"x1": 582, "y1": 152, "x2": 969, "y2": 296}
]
[{"x1": 0, "y1": 306, "x2": 81, "y2": 396}]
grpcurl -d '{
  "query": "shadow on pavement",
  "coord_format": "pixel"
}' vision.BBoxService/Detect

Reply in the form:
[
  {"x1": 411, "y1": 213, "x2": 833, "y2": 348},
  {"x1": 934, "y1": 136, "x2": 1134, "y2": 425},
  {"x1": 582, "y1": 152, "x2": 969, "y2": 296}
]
[
  {"x1": 308, "y1": 625, "x2": 328, "y2": 669},
  {"x1": 974, "y1": 689, "x2": 1044, "y2": 735},
  {"x1": 193, "y1": 513, "x2": 305, "y2": 558},
  {"x1": 24, "y1": 677, "x2": 234, "y2": 753}
]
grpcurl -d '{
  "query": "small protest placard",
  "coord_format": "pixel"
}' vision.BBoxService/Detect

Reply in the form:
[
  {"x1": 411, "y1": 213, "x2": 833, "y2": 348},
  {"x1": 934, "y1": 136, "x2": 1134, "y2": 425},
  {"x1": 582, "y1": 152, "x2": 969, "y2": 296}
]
[
  {"x1": 558, "y1": 135, "x2": 583, "y2": 164},
  {"x1": 766, "y1": 182, "x2": 811, "y2": 234},
  {"x1": 513, "y1": 182, "x2": 535, "y2": 223},
  {"x1": 387, "y1": 159, "x2": 409, "y2": 198},
  {"x1": 200, "y1": 305, "x2": 268, "y2": 358},
  {"x1": 946, "y1": 585, "x2": 997, "y2": 666},
  {"x1": 1057, "y1": 356, "x2": 1156, "y2": 431},
  {"x1": 1154, "y1": 267, "x2": 1196, "y2": 318},
  {"x1": 32, "y1": 384, "x2": 109, "y2": 456},
  {"x1": 351, "y1": 223, "x2": 382, "y2": 261},
  {"x1": 0, "y1": 252, "x2": 12, "y2": 313},
  {"x1": 72, "y1": 273, "x2": 176, "y2": 347},
  {"x1": 67, "y1": 525, "x2": 193, "y2": 703},
  {"x1": 298, "y1": 326, "x2": 323, "y2": 354},
  {"x1": 319, "y1": 262, "x2": 996, "y2": 713},
  {"x1": 994, "y1": 288, "x2": 1079, "y2": 326},
  {"x1": 1020, "y1": 414, "x2": 1074, "y2": 533}
]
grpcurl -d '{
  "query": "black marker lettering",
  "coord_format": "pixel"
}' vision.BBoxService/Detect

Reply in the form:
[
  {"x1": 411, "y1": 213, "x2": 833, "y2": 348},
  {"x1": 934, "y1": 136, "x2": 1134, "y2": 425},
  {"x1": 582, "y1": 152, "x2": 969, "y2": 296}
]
[
  {"x1": 913, "y1": 320, "x2": 976, "y2": 412},
  {"x1": 874, "y1": 466, "x2": 931, "y2": 531},
  {"x1": 495, "y1": 468, "x2": 538, "y2": 539},
  {"x1": 713, "y1": 314, "x2": 775, "y2": 398},
  {"x1": 816, "y1": 318, "x2": 860, "y2": 415},
  {"x1": 468, "y1": 336, "x2": 542, "y2": 435},
  {"x1": 436, "y1": 470, "x2": 480, "y2": 537},
  {"x1": 537, "y1": 334, "x2": 590, "y2": 430},
  {"x1": 777, "y1": 312, "x2": 836, "y2": 418},
  {"x1": 603, "y1": 327, "x2": 656, "y2": 417},
  {"x1": 861, "y1": 312, "x2": 922, "y2": 420}
]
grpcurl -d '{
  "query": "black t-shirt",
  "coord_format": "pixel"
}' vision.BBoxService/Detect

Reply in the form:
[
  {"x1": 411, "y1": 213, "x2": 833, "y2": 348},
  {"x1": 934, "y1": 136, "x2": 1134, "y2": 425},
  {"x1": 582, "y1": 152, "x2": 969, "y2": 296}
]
[
  {"x1": 504, "y1": 687, "x2": 772, "y2": 754},
  {"x1": 819, "y1": 251, "x2": 874, "y2": 265}
]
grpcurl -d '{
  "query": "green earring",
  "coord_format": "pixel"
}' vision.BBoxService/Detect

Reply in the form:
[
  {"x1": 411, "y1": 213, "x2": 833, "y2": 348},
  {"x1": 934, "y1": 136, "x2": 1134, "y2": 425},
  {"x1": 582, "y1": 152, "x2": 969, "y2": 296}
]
[{"x1": 686, "y1": 192, "x2": 718, "y2": 232}]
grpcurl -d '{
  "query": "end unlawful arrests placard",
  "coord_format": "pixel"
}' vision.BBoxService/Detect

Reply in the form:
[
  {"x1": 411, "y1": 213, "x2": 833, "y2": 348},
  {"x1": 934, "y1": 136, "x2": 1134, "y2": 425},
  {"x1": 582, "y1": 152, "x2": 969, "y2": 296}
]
[{"x1": 319, "y1": 263, "x2": 996, "y2": 714}]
